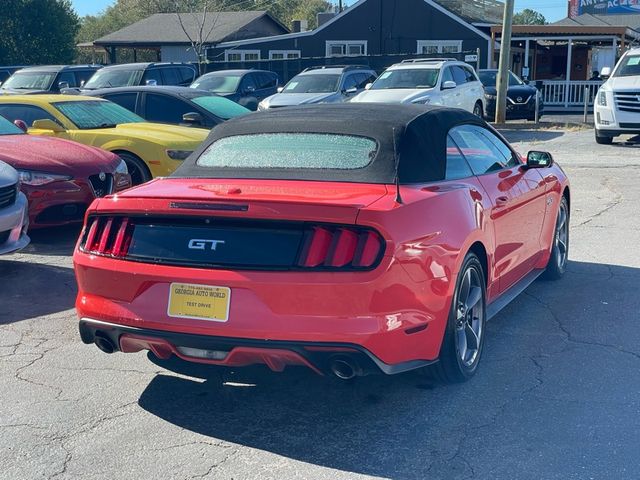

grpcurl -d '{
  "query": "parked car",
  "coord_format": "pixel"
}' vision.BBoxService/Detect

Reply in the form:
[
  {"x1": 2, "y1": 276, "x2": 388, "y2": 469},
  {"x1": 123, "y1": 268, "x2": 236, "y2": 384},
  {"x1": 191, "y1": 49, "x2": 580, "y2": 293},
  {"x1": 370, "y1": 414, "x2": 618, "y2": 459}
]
[
  {"x1": 0, "y1": 66, "x2": 26, "y2": 85},
  {"x1": 0, "y1": 115, "x2": 131, "y2": 228},
  {"x1": 351, "y1": 59, "x2": 484, "y2": 116},
  {"x1": 74, "y1": 104, "x2": 570, "y2": 384},
  {"x1": 85, "y1": 86, "x2": 250, "y2": 128},
  {"x1": 0, "y1": 160, "x2": 29, "y2": 254},
  {"x1": 594, "y1": 47, "x2": 640, "y2": 144},
  {"x1": 190, "y1": 69, "x2": 279, "y2": 111},
  {"x1": 257, "y1": 65, "x2": 376, "y2": 110},
  {"x1": 0, "y1": 95, "x2": 208, "y2": 185},
  {"x1": 78, "y1": 62, "x2": 198, "y2": 92},
  {"x1": 0, "y1": 65, "x2": 102, "y2": 94},
  {"x1": 478, "y1": 69, "x2": 543, "y2": 121}
]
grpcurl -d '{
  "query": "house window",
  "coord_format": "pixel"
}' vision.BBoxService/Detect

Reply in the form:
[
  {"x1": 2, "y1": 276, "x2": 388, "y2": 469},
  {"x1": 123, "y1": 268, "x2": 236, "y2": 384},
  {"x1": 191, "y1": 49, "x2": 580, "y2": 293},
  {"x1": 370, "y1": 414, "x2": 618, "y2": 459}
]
[
  {"x1": 417, "y1": 41, "x2": 463, "y2": 55},
  {"x1": 269, "y1": 50, "x2": 301, "y2": 60},
  {"x1": 325, "y1": 41, "x2": 367, "y2": 57},
  {"x1": 224, "y1": 50, "x2": 261, "y2": 62}
]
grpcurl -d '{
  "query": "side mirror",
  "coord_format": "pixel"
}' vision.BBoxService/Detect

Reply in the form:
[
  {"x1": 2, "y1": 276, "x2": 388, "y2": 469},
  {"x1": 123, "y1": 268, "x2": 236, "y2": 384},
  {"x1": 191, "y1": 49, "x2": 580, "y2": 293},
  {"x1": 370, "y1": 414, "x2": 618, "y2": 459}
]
[
  {"x1": 365, "y1": 82, "x2": 373, "y2": 90},
  {"x1": 442, "y1": 80, "x2": 457, "y2": 90},
  {"x1": 277, "y1": 86, "x2": 284, "y2": 93},
  {"x1": 145, "y1": 79, "x2": 158, "y2": 86},
  {"x1": 58, "y1": 81, "x2": 70, "y2": 90},
  {"x1": 343, "y1": 87, "x2": 358, "y2": 95},
  {"x1": 526, "y1": 151, "x2": 554, "y2": 169},
  {"x1": 80, "y1": 80, "x2": 86, "y2": 87},
  {"x1": 13, "y1": 119, "x2": 28, "y2": 132},
  {"x1": 600, "y1": 67, "x2": 612, "y2": 79},
  {"x1": 182, "y1": 112, "x2": 203, "y2": 125},
  {"x1": 32, "y1": 119, "x2": 66, "y2": 133}
]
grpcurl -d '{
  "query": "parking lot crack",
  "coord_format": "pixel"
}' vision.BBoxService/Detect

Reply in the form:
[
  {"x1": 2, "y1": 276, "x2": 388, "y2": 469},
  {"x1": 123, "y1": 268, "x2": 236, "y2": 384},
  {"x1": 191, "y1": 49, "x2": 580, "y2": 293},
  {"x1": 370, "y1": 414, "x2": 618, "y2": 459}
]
[{"x1": 188, "y1": 448, "x2": 239, "y2": 479}]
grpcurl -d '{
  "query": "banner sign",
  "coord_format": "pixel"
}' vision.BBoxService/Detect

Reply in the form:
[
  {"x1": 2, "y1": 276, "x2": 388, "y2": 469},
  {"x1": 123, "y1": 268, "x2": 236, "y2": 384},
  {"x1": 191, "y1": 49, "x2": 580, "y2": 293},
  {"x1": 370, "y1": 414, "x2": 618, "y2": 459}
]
[{"x1": 570, "y1": 0, "x2": 640, "y2": 17}]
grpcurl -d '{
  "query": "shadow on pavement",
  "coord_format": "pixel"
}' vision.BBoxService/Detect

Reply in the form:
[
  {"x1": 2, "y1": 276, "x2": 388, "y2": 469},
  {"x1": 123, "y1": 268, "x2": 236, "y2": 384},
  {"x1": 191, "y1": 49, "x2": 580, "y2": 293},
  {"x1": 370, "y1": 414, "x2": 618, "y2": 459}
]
[
  {"x1": 22, "y1": 224, "x2": 82, "y2": 257},
  {"x1": 137, "y1": 260, "x2": 640, "y2": 478},
  {"x1": 500, "y1": 129, "x2": 565, "y2": 144},
  {"x1": 0, "y1": 260, "x2": 76, "y2": 324}
]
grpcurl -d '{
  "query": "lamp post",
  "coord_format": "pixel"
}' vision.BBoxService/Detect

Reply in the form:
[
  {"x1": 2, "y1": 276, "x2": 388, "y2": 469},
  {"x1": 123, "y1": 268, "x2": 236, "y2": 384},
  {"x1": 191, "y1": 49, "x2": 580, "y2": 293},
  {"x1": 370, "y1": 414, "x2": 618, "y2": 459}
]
[{"x1": 495, "y1": 0, "x2": 515, "y2": 124}]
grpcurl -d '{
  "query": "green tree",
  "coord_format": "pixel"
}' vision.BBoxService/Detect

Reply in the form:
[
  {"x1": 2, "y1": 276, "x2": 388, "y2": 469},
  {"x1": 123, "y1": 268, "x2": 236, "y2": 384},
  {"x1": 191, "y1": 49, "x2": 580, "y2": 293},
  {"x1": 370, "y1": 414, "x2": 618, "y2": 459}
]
[
  {"x1": 513, "y1": 8, "x2": 546, "y2": 25},
  {"x1": 0, "y1": 0, "x2": 79, "y2": 64}
]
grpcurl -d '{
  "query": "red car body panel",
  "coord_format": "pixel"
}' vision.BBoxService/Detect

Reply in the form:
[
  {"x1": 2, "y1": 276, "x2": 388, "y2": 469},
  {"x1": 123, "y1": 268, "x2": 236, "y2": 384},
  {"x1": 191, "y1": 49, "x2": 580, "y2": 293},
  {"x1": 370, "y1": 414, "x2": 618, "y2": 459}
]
[
  {"x1": 74, "y1": 160, "x2": 568, "y2": 371},
  {"x1": 0, "y1": 134, "x2": 131, "y2": 227}
]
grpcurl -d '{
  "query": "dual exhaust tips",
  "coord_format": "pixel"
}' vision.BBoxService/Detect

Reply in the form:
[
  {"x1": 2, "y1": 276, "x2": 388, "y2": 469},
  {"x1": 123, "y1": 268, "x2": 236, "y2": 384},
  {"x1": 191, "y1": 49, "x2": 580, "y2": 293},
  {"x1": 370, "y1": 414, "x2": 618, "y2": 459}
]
[{"x1": 92, "y1": 331, "x2": 363, "y2": 380}]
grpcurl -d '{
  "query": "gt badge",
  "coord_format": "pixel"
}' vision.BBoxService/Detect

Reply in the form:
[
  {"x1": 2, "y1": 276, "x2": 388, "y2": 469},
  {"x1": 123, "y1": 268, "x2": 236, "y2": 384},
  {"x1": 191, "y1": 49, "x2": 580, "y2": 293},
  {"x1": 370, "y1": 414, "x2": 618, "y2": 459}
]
[{"x1": 188, "y1": 239, "x2": 225, "y2": 251}]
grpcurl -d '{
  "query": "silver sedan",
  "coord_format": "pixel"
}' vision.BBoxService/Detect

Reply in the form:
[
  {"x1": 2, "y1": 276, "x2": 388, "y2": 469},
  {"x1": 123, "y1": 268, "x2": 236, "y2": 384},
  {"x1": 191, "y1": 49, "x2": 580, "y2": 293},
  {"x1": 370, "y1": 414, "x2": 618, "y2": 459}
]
[{"x1": 0, "y1": 160, "x2": 29, "y2": 255}]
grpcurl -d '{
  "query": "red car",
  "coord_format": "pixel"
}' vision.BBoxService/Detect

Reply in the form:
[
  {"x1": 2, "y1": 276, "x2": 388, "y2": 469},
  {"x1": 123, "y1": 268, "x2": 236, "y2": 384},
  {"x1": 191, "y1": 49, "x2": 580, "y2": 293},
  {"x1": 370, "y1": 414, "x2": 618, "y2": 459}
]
[
  {"x1": 73, "y1": 104, "x2": 570, "y2": 383},
  {"x1": 0, "y1": 117, "x2": 131, "y2": 228}
]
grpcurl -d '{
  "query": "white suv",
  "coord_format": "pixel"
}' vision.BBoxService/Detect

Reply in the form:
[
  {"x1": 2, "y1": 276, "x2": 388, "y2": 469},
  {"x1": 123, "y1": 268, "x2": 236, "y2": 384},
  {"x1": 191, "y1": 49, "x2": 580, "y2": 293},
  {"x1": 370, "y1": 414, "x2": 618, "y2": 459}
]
[
  {"x1": 594, "y1": 47, "x2": 640, "y2": 144},
  {"x1": 350, "y1": 58, "x2": 484, "y2": 115}
]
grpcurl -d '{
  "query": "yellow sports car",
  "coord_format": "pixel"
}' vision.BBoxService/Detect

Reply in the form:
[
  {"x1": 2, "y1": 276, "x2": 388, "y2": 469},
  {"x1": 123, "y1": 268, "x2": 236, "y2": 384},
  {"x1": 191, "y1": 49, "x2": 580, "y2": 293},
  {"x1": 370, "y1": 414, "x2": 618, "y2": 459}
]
[{"x1": 0, "y1": 95, "x2": 209, "y2": 184}]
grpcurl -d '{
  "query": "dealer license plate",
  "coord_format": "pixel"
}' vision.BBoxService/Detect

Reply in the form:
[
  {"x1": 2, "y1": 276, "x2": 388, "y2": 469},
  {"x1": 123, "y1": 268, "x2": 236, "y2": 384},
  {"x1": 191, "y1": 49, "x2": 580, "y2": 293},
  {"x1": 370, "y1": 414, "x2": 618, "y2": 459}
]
[{"x1": 167, "y1": 283, "x2": 231, "y2": 322}]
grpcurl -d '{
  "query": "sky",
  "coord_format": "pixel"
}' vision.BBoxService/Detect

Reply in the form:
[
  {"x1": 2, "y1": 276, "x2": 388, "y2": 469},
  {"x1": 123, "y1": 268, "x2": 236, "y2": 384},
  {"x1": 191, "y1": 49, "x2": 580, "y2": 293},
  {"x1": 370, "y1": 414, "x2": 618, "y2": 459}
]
[{"x1": 71, "y1": 0, "x2": 569, "y2": 22}]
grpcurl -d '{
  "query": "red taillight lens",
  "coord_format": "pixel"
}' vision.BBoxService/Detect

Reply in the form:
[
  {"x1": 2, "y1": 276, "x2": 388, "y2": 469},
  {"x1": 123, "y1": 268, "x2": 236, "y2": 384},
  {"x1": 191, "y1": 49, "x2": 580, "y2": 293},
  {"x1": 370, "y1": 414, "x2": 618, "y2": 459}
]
[
  {"x1": 298, "y1": 226, "x2": 384, "y2": 270},
  {"x1": 82, "y1": 217, "x2": 132, "y2": 258}
]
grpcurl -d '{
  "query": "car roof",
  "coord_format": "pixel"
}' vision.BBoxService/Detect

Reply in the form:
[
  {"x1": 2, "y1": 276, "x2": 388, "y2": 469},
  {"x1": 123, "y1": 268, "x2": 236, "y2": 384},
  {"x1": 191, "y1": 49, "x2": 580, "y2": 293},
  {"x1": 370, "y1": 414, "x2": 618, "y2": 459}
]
[
  {"x1": 99, "y1": 62, "x2": 195, "y2": 70},
  {"x1": 87, "y1": 86, "x2": 215, "y2": 97},
  {"x1": 388, "y1": 59, "x2": 469, "y2": 70},
  {"x1": 299, "y1": 66, "x2": 375, "y2": 76},
  {"x1": 175, "y1": 103, "x2": 486, "y2": 184},
  {"x1": 13, "y1": 65, "x2": 101, "y2": 73},
  {"x1": 0, "y1": 94, "x2": 106, "y2": 104},
  {"x1": 200, "y1": 69, "x2": 274, "y2": 76}
]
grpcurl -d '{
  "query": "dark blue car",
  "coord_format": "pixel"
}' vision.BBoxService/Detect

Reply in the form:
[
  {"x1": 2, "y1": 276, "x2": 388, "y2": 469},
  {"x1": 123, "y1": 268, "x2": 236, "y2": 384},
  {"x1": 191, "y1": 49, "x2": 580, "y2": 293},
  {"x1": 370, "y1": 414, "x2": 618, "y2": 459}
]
[{"x1": 190, "y1": 69, "x2": 278, "y2": 111}]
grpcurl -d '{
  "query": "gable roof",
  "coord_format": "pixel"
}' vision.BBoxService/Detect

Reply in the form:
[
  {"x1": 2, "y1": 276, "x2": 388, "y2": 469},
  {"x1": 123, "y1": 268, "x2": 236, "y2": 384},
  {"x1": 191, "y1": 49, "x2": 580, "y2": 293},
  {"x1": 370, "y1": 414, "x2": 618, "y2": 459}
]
[
  {"x1": 93, "y1": 11, "x2": 288, "y2": 46},
  {"x1": 554, "y1": 13, "x2": 640, "y2": 31},
  {"x1": 217, "y1": 0, "x2": 491, "y2": 48}
]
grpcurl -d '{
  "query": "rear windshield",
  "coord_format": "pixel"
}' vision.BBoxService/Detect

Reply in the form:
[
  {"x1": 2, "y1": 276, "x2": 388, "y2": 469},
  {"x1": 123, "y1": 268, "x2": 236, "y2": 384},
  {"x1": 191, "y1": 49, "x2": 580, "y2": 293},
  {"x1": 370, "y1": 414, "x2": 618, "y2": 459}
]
[
  {"x1": 52, "y1": 100, "x2": 144, "y2": 129},
  {"x1": 196, "y1": 133, "x2": 377, "y2": 170}
]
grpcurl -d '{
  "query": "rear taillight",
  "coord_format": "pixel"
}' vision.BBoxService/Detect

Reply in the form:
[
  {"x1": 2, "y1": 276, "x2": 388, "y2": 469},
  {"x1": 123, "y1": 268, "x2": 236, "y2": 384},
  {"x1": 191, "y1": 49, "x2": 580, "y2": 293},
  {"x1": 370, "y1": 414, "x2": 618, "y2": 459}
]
[
  {"x1": 298, "y1": 226, "x2": 384, "y2": 270},
  {"x1": 82, "y1": 217, "x2": 132, "y2": 258}
]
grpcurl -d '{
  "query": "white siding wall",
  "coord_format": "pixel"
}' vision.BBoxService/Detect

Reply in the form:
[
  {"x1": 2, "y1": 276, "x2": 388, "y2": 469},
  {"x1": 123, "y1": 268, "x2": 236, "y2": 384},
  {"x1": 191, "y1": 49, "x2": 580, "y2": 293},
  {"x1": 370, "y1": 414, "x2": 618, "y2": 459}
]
[{"x1": 160, "y1": 45, "x2": 198, "y2": 63}]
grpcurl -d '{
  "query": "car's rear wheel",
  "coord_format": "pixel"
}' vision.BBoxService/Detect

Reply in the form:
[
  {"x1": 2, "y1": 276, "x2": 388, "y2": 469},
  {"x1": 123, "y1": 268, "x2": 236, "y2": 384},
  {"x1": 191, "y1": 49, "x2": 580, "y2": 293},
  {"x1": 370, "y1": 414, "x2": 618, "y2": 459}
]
[
  {"x1": 473, "y1": 102, "x2": 483, "y2": 118},
  {"x1": 116, "y1": 151, "x2": 151, "y2": 186},
  {"x1": 542, "y1": 195, "x2": 569, "y2": 280},
  {"x1": 595, "y1": 130, "x2": 613, "y2": 145},
  {"x1": 429, "y1": 253, "x2": 486, "y2": 384}
]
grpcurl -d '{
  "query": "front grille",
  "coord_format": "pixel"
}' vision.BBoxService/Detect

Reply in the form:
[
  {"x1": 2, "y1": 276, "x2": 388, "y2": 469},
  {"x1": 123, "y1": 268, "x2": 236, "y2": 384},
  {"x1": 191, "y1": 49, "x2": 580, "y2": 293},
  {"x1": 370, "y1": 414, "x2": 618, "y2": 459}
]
[
  {"x1": 614, "y1": 91, "x2": 640, "y2": 113},
  {"x1": 0, "y1": 183, "x2": 17, "y2": 209},
  {"x1": 0, "y1": 230, "x2": 10, "y2": 245},
  {"x1": 88, "y1": 173, "x2": 114, "y2": 198},
  {"x1": 618, "y1": 123, "x2": 640, "y2": 129},
  {"x1": 508, "y1": 95, "x2": 532, "y2": 105}
]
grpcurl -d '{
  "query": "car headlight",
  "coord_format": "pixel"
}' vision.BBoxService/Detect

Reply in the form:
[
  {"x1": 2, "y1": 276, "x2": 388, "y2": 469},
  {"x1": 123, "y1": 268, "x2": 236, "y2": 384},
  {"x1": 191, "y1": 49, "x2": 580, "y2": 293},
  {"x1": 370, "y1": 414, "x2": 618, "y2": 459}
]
[
  {"x1": 115, "y1": 158, "x2": 128, "y2": 175},
  {"x1": 17, "y1": 170, "x2": 71, "y2": 186},
  {"x1": 166, "y1": 150, "x2": 193, "y2": 161},
  {"x1": 484, "y1": 93, "x2": 497, "y2": 100},
  {"x1": 411, "y1": 97, "x2": 431, "y2": 105},
  {"x1": 598, "y1": 90, "x2": 608, "y2": 106},
  {"x1": 257, "y1": 101, "x2": 268, "y2": 111}
]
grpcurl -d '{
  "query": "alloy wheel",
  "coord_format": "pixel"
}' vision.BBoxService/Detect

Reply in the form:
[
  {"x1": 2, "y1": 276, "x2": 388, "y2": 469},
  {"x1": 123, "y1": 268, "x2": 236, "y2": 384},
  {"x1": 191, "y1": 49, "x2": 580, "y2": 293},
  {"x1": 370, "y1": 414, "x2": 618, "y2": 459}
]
[
  {"x1": 555, "y1": 201, "x2": 569, "y2": 270},
  {"x1": 455, "y1": 266, "x2": 484, "y2": 367}
]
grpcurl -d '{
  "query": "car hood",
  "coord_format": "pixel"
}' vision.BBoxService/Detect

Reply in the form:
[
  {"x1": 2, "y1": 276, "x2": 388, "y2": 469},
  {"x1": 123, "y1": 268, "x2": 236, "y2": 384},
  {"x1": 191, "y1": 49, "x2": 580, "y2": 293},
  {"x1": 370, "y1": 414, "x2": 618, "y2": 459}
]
[
  {"x1": 265, "y1": 92, "x2": 336, "y2": 107},
  {"x1": 605, "y1": 76, "x2": 640, "y2": 90},
  {"x1": 483, "y1": 85, "x2": 537, "y2": 98},
  {"x1": 95, "y1": 123, "x2": 209, "y2": 144},
  {"x1": 351, "y1": 88, "x2": 433, "y2": 104},
  {"x1": 0, "y1": 159, "x2": 18, "y2": 187},
  {"x1": 0, "y1": 134, "x2": 120, "y2": 175}
]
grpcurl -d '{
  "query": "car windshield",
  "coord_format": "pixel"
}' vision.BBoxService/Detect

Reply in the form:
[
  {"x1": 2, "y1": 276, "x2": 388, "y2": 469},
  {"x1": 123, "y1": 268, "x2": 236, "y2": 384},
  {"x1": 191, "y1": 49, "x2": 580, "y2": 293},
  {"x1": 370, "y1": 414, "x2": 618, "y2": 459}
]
[
  {"x1": 478, "y1": 71, "x2": 523, "y2": 87},
  {"x1": 614, "y1": 55, "x2": 640, "y2": 77},
  {"x1": 370, "y1": 69, "x2": 439, "y2": 90},
  {"x1": 190, "y1": 75, "x2": 242, "y2": 94},
  {"x1": 282, "y1": 74, "x2": 340, "y2": 93},
  {"x1": 191, "y1": 96, "x2": 250, "y2": 119},
  {"x1": 52, "y1": 100, "x2": 144, "y2": 129},
  {"x1": 2, "y1": 72, "x2": 56, "y2": 90},
  {"x1": 197, "y1": 133, "x2": 377, "y2": 170},
  {"x1": 83, "y1": 69, "x2": 143, "y2": 89},
  {"x1": 0, "y1": 115, "x2": 24, "y2": 135}
]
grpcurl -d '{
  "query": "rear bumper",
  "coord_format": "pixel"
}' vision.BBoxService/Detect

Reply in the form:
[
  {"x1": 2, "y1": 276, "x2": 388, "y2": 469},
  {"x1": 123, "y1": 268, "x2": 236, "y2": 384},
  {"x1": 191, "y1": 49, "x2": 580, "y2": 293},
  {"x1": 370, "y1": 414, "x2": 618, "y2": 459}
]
[{"x1": 79, "y1": 318, "x2": 437, "y2": 376}]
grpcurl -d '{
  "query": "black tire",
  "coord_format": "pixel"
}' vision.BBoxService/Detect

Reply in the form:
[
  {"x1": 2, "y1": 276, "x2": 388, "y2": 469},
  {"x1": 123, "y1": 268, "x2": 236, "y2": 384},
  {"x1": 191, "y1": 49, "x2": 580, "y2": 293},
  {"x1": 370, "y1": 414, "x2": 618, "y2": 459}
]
[
  {"x1": 473, "y1": 102, "x2": 483, "y2": 118},
  {"x1": 429, "y1": 253, "x2": 486, "y2": 384},
  {"x1": 542, "y1": 195, "x2": 569, "y2": 281},
  {"x1": 595, "y1": 130, "x2": 613, "y2": 145},
  {"x1": 116, "y1": 151, "x2": 151, "y2": 186}
]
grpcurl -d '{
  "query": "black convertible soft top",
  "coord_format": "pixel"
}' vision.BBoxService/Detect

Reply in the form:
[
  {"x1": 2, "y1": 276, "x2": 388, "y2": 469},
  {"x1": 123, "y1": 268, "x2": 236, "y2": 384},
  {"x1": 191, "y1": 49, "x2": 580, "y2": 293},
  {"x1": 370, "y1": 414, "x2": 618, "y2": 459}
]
[{"x1": 174, "y1": 104, "x2": 486, "y2": 184}]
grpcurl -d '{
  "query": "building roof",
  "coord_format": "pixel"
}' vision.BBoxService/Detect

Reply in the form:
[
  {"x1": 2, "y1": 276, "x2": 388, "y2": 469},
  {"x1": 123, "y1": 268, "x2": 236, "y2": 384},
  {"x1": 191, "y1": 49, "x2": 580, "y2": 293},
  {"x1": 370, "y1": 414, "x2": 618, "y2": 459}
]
[
  {"x1": 553, "y1": 13, "x2": 640, "y2": 31},
  {"x1": 433, "y1": 0, "x2": 503, "y2": 24},
  {"x1": 93, "y1": 11, "x2": 288, "y2": 46}
]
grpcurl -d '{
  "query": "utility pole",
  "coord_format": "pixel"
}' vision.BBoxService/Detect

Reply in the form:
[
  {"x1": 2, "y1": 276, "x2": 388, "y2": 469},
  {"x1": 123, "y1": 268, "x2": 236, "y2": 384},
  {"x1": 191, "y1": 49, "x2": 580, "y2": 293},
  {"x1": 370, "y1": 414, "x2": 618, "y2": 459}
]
[
  {"x1": 495, "y1": 0, "x2": 514, "y2": 124},
  {"x1": 338, "y1": 0, "x2": 343, "y2": 12}
]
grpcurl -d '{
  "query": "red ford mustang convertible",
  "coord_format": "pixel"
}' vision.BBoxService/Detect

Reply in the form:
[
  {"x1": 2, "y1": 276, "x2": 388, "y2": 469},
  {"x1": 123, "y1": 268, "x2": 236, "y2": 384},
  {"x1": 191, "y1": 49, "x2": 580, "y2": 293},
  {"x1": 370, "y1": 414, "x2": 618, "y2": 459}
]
[{"x1": 73, "y1": 104, "x2": 570, "y2": 383}]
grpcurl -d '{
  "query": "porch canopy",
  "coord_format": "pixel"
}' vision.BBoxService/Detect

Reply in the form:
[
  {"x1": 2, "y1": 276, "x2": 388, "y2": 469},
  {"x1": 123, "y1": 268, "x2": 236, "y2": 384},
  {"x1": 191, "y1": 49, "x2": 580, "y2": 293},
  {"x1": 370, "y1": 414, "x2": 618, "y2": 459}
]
[{"x1": 490, "y1": 24, "x2": 640, "y2": 110}]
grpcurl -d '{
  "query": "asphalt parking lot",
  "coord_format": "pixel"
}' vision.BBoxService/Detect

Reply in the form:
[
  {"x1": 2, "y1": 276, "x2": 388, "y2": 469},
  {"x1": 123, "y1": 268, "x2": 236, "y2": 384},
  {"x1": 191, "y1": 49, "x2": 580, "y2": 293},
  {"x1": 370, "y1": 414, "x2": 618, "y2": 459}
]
[{"x1": 1, "y1": 127, "x2": 639, "y2": 480}]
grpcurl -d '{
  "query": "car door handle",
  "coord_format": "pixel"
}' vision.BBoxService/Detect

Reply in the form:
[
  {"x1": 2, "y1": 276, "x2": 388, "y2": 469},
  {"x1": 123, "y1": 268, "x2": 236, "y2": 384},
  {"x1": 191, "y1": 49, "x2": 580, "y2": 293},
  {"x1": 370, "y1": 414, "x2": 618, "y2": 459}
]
[{"x1": 495, "y1": 196, "x2": 509, "y2": 206}]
